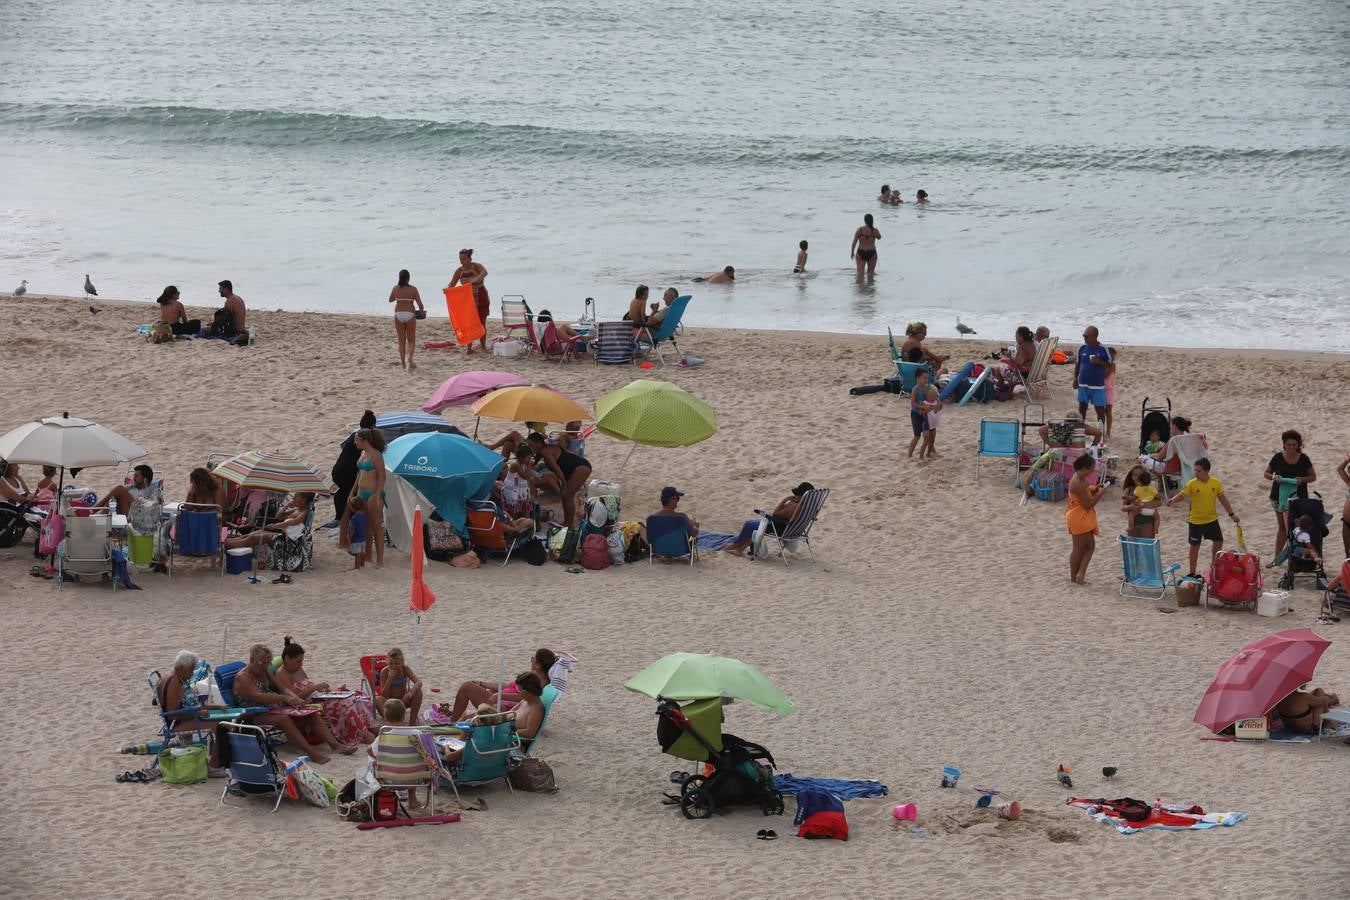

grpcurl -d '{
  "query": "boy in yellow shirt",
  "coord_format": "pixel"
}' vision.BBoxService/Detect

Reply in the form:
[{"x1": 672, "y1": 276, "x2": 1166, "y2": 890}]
[{"x1": 1167, "y1": 457, "x2": 1240, "y2": 576}]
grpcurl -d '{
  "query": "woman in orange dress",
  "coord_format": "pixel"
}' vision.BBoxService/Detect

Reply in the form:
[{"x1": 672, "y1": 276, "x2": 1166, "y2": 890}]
[{"x1": 1066, "y1": 453, "x2": 1104, "y2": 585}]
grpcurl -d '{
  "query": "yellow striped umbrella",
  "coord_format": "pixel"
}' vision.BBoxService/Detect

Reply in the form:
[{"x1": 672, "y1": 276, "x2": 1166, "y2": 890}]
[{"x1": 594, "y1": 381, "x2": 716, "y2": 448}]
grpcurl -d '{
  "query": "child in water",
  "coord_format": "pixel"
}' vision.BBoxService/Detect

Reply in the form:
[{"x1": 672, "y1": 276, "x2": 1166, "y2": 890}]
[
  {"x1": 888, "y1": 190, "x2": 903, "y2": 205},
  {"x1": 794, "y1": 240, "x2": 808, "y2": 274}
]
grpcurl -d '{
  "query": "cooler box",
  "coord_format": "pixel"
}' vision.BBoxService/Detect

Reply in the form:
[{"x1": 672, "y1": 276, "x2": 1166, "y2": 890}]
[
  {"x1": 127, "y1": 533, "x2": 156, "y2": 565},
  {"x1": 226, "y1": 547, "x2": 253, "y2": 574},
  {"x1": 1256, "y1": 590, "x2": 1290, "y2": 618},
  {"x1": 491, "y1": 339, "x2": 521, "y2": 358}
]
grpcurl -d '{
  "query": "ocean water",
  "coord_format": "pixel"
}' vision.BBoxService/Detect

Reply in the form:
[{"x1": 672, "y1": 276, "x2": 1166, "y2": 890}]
[{"x1": 1, "y1": 0, "x2": 1348, "y2": 350}]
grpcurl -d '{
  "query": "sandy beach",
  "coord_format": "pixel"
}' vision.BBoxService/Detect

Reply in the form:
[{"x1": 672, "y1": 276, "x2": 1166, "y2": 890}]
[{"x1": 2, "y1": 292, "x2": 1348, "y2": 899}]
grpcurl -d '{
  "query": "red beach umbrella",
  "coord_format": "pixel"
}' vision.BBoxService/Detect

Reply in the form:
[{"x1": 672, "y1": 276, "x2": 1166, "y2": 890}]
[
  {"x1": 409, "y1": 506, "x2": 437, "y2": 614},
  {"x1": 1194, "y1": 629, "x2": 1331, "y2": 734}
]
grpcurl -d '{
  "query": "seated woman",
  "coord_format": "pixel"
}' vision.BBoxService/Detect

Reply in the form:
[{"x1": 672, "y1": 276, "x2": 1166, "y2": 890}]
[
  {"x1": 1039, "y1": 411, "x2": 1103, "y2": 448},
  {"x1": 1276, "y1": 686, "x2": 1341, "y2": 735},
  {"x1": 377, "y1": 647, "x2": 423, "y2": 725},
  {"x1": 440, "y1": 673, "x2": 547, "y2": 764},
  {"x1": 224, "y1": 493, "x2": 313, "y2": 552},
  {"x1": 231, "y1": 643, "x2": 355, "y2": 763},
  {"x1": 185, "y1": 466, "x2": 226, "y2": 509},
  {"x1": 0, "y1": 461, "x2": 33, "y2": 506},
  {"x1": 1004, "y1": 326, "x2": 1036, "y2": 375},
  {"x1": 723, "y1": 482, "x2": 814, "y2": 557},
  {"x1": 156, "y1": 285, "x2": 202, "y2": 336},
  {"x1": 272, "y1": 636, "x2": 377, "y2": 745},
  {"x1": 485, "y1": 422, "x2": 547, "y2": 458},
  {"x1": 535, "y1": 309, "x2": 585, "y2": 342},
  {"x1": 35, "y1": 466, "x2": 57, "y2": 503},
  {"x1": 447, "y1": 649, "x2": 556, "y2": 721},
  {"x1": 156, "y1": 649, "x2": 223, "y2": 769},
  {"x1": 1141, "y1": 415, "x2": 1209, "y2": 474},
  {"x1": 899, "y1": 321, "x2": 949, "y2": 372},
  {"x1": 498, "y1": 445, "x2": 538, "y2": 520}
]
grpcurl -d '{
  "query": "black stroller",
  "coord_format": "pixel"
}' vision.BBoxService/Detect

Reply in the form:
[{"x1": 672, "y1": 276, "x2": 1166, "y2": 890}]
[
  {"x1": 656, "y1": 697, "x2": 784, "y2": 820},
  {"x1": 1279, "y1": 495, "x2": 1330, "y2": 591},
  {"x1": 0, "y1": 501, "x2": 39, "y2": 550},
  {"x1": 1139, "y1": 397, "x2": 1172, "y2": 455}
]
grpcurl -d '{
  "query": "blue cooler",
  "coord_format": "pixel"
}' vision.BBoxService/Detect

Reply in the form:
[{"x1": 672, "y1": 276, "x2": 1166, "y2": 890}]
[{"x1": 226, "y1": 548, "x2": 253, "y2": 574}]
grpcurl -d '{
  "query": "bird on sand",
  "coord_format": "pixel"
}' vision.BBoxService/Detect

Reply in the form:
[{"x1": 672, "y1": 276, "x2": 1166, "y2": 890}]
[
  {"x1": 13, "y1": 279, "x2": 27, "y2": 296},
  {"x1": 956, "y1": 317, "x2": 977, "y2": 338},
  {"x1": 84, "y1": 274, "x2": 98, "y2": 300},
  {"x1": 89, "y1": 306, "x2": 101, "y2": 315}
]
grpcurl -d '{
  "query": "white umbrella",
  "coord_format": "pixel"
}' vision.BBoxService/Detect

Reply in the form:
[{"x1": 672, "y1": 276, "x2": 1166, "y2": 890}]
[{"x1": 0, "y1": 412, "x2": 147, "y2": 468}]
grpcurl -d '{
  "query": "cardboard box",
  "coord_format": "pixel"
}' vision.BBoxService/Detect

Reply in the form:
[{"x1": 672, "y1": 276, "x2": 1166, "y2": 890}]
[{"x1": 1235, "y1": 717, "x2": 1269, "y2": 740}]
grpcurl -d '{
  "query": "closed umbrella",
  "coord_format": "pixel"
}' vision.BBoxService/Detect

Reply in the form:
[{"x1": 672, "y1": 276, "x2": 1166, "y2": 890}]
[
  {"x1": 409, "y1": 506, "x2": 437, "y2": 669},
  {"x1": 384, "y1": 432, "x2": 504, "y2": 536},
  {"x1": 624, "y1": 652, "x2": 795, "y2": 715},
  {"x1": 0, "y1": 412, "x2": 146, "y2": 469},
  {"x1": 594, "y1": 380, "x2": 717, "y2": 468},
  {"x1": 423, "y1": 371, "x2": 531, "y2": 414},
  {"x1": 471, "y1": 385, "x2": 590, "y2": 426},
  {"x1": 212, "y1": 449, "x2": 336, "y2": 495},
  {"x1": 1194, "y1": 628, "x2": 1331, "y2": 733}
]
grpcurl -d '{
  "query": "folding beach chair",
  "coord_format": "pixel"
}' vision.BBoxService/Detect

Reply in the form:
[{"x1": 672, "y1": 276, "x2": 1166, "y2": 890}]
[
  {"x1": 218, "y1": 722, "x2": 307, "y2": 812},
  {"x1": 267, "y1": 501, "x2": 315, "y2": 572},
  {"x1": 371, "y1": 725, "x2": 437, "y2": 810},
  {"x1": 1022, "y1": 337, "x2": 1058, "y2": 402},
  {"x1": 886, "y1": 328, "x2": 934, "y2": 396},
  {"x1": 1117, "y1": 536, "x2": 1182, "y2": 601},
  {"x1": 56, "y1": 504, "x2": 115, "y2": 590},
  {"x1": 444, "y1": 715, "x2": 521, "y2": 801},
  {"x1": 500, "y1": 295, "x2": 532, "y2": 342},
  {"x1": 1156, "y1": 433, "x2": 1211, "y2": 501},
  {"x1": 169, "y1": 502, "x2": 224, "y2": 578},
  {"x1": 755, "y1": 487, "x2": 829, "y2": 564},
  {"x1": 976, "y1": 417, "x2": 1021, "y2": 482},
  {"x1": 635, "y1": 294, "x2": 692, "y2": 366},
  {"x1": 539, "y1": 321, "x2": 586, "y2": 365},
  {"x1": 646, "y1": 514, "x2": 699, "y2": 565},
  {"x1": 467, "y1": 502, "x2": 533, "y2": 566},
  {"x1": 593, "y1": 321, "x2": 636, "y2": 366}
]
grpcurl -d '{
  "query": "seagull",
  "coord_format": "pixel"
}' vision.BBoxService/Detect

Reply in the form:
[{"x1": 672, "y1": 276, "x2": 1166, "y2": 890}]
[
  {"x1": 84, "y1": 274, "x2": 98, "y2": 300},
  {"x1": 89, "y1": 305, "x2": 101, "y2": 315},
  {"x1": 13, "y1": 279, "x2": 27, "y2": 296},
  {"x1": 956, "y1": 317, "x2": 977, "y2": 338}
]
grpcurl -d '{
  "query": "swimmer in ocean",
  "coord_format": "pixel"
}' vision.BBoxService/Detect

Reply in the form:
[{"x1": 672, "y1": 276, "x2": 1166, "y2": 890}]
[
  {"x1": 694, "y1": 266, "x2": 735, "y2": 284},
  {"x1": 916, "y1": 189, "x2": 930, "y2": 205},
  {"x1": 877, "y1": 184, "x2": 891, "y2": 203},
  {"x1": 794, "y1": 240, "x2": 808, "y2": 274},
  {"x1": 850, "y1": 213, "x2": 880, "y2": 277},
  {"x1": 889, "y1": 190, "x2": 903, "y2": 205}
]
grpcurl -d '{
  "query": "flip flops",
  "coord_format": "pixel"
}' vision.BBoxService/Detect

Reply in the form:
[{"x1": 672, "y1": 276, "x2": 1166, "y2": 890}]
[
  {"x1": 756, "y1": 829, "x2": 778, "y2": 841},
  {"x1": 272, "y1": 574, "x2": 293, "y2": 585},
  {"x1": 115, "y1": 768, "x2": 161, "y2": 784}
]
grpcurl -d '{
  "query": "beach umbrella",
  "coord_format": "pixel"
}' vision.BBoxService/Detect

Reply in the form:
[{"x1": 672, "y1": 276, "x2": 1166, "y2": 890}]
[
  {"x1": 594, "y1": 380, "x2": 717, "y2": 468},
  {"x1": 1194, "y1": 628, "x2": 1331, "y2": 734},
  {"x1": 624, "y1": 652, "x2": 796, "y2": 715},
  {"x1": 384, "y1": 432, "x2": 504, "y2": 536},
  {"x1": 0, "y1": 412, "x2": 146, "y2": 469},
  {"x1": 408, "y1": 505, "x2": 437, "y2": 669},
  {"x1": 471, "y1": 385, "x2": 590, "y2": 426},
  {"x1": 212, "y1": 449, "x2": 337, "y2": 495},
  {"x1": 423, "y1": 371, "x2": 531, "y2": 414},
  {"x1": 341, "y1": 412, "x2": 464, "y2": 448}
]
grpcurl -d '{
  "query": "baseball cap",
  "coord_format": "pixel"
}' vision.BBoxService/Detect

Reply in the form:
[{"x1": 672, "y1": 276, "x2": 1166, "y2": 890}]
[{"x1": 660, "y1": 486, "x2": 684, "y2": 503}]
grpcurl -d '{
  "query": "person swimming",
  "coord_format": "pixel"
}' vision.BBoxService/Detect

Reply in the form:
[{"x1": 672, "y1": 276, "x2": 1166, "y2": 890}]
[
  {"x1": 794, "y1": 240, "x2": 808, "y2": 274},
  {"x1": 694, "y1": 267, "x2": 735, "y2": 284},
  {"x1": 877, "y1": 183, "x2": 891, "y2": 202},
  {"x1": 916, "y1": 189, "x2": 930, "y2": 205}
]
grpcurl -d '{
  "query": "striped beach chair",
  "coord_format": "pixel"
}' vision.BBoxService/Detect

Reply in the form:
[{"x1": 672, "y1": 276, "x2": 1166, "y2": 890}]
[
  {"x1": 372, "y1": 725, "x2": 435, "y2": 809},
  {"x1": 755, "y1": 488, "x2": 829, "y2": 564},
  {"x1": 593, "y1": 321, "x2": 636, "y2": 365}
]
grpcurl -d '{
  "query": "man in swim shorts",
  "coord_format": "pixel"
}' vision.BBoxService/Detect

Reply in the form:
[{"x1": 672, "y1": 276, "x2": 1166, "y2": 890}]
[{"x1": 1072, "y1": 325, "x2": 1113, "y2": 431}]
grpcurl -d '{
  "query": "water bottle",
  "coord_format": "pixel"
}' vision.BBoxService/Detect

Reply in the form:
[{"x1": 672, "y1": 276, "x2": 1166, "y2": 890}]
[{"x1": 248, "y1": 325, "x2": 257, "y2": 346}]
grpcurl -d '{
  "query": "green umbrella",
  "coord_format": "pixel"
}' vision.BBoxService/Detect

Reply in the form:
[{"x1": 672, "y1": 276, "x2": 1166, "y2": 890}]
[
  {"x1": 624, "y1": 653, "x2": 795, "y2": 715},
  {"x1": 594, "y1": 380, "x2": 717, "y2": 468}
]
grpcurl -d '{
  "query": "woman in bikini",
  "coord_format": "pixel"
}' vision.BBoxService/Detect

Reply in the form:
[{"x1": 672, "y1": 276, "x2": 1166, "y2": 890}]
[
  {"x1": 377, "y1": 647, "x2": 423, "y2": 725},
  {"x1": 342, "y1": 428, "x2": 387, "y2": 566},
  {"x1": 449, "y1": 248, "x2": 490, "y2": 354},
  {"x1": 388, "y1": 269, "x2": 425, "y2": 371},
  {"x1": 850, "y1": 213, "x2": 881, "y2": 276},
  {"x1": 1276, "y1": 687, "x2": 1340, "y2": 735},
  {"x1": 527, "y1": 432, "x2": 590, "y2": 528}
]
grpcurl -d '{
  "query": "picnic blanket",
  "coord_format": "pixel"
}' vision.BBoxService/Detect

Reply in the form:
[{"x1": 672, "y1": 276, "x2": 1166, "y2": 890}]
[
  {"x1": 773, "y1": 774, "x2": 888, "y2": 800},
  {"x1": 1068, "y1": 797, "x2": 1246, "y2": 834}
]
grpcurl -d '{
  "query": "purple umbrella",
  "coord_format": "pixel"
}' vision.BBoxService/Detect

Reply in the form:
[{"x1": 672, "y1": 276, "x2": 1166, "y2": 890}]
[{"x1": 423, "y1": 370, "x2": 530, "y2": 414}]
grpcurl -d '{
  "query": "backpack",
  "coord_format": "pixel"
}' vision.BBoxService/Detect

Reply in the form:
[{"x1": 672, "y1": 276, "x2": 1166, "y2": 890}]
[
  {"x1": 210, "y1": 307, "x2": 235, "y2": 336},
  {"x1": 1208, "y1": 548, "x2": 1262, "y2": 604},
  {"x1": 520, "y1": 538, "x2": 548, "y2": 566},
  {"x1": 580, "y1": 533, "x2": 610, "y2": 570},
  {"x1": 624, "y1": 532, "x2": 649, "y2": 563}
]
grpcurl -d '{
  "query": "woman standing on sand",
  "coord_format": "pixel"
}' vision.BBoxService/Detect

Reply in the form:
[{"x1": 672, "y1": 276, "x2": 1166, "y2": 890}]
[
  {"x1": 389, "y1": 269, "x2": 425, "y2": 371},
  {"x1": 449, "y1": 249, "x2": 490, "y2": 354},
  {"x1": 343, "y1": 429, "x2": 387, "y2": 568},
  {"x1": 1066, "y1": 454, "x2": 1103, "y2": 585}
]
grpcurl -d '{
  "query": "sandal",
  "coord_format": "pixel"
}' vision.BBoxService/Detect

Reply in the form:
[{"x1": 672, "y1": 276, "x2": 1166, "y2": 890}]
[
  {"x1": 756, "y1": 829, "x2": 778, "y2": 840},
  {"x1": 272, "y1": 573, "x2": 292, "y2": 585}
]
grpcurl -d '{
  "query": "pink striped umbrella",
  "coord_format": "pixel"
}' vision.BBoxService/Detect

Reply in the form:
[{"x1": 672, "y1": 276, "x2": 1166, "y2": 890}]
[
  {"x1": 422, "y1": 371, "x2": 529, "y2": 414},
  {"x1": 1194, "y1": 629, "x2": 1331, "y2": 733}
]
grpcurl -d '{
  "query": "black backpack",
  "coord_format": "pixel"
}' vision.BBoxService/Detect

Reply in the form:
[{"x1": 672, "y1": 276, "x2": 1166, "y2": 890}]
[{"x1": 211, "y1": 307, "x2": 235, "y2": 336}]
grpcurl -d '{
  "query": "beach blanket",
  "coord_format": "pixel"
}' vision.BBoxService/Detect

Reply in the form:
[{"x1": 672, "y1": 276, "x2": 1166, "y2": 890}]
[
  {"x1": 696, "y1": 531, "x2": 735, "y2": 552},
  {"x1": 1270, "y1": 721, "x2": 1350, "y2": 742},
  {"x1": 1067, "y1": 798, "x2": 1246, "y2": 834},
  {"x1": 774, "y1": 774, "x2": 888, "y2": 800}
]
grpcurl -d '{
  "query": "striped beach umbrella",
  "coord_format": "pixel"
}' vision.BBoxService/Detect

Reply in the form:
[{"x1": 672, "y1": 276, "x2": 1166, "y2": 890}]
[
  {"x1": 1193, "y1": 628, "x2": 1331, "y2": 733},
  {"x1": 594, "y1": 380, "x2": 717, "y2": 448},
  {"x1": 212, "y1": 449, "x2": 336, "y2": 495}
]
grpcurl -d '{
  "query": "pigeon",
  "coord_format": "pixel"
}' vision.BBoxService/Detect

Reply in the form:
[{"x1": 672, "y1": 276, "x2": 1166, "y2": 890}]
[
  {"x1": 956, "y1": 317, "x2": 977, "y2": 338},
  {"x1": 89, "y1": 306, "x2": 101, "y2": 315},
  {"x1": 84, "y1": 274, "x2": 98, "y2": 299},
  {"x1": 13, "y1": 279, "x2": 27, "y2": 296}
]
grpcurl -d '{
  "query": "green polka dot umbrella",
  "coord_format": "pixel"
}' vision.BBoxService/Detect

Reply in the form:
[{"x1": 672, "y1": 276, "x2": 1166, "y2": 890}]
[{"x1": 594, "y1": 380, "x2": 717, "y2": 449}]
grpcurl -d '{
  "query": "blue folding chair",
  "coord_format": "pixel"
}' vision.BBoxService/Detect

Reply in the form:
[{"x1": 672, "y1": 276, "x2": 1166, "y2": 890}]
[
  {"x1": 646, "y1": 514, "x2": 698, "y2": 565},
  {"x1": 445, "y1": 716, "x2": 521, "y2": 800},
  {"x1": 218, "y1": 722, "x2": 307, "y2": 812},
  {"x1": 170, "y1": 503, "x2": 223, "y2": 578},
  {"x1": 887, "y1": 328, "x2": 934, "y2": 396},
  {"x1": 1118, "y1": 536, "x2": 1182, "y2": 601},
  {"x1": 976, "y1": 418, "x2": 1022, "y2": 482},
  {"x1": 636, "y1": 294, "x2": 692, "y2": 366}
]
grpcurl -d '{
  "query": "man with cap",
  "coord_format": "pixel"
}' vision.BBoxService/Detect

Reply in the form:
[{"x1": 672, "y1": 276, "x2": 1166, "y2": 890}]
[
  {"x1": 722, "y1": 482, "x2": 814, "y2": 557},
  {"x1": 656, "y1": 486, "x2": 699, "y2": 537}
]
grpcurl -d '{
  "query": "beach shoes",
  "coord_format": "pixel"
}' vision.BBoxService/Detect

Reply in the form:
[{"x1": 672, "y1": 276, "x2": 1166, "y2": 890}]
[
  {"x1": 756, "y1": 829, "x2": 778, "y2": 840},
  {"x1": 272, "y1": 573, "x2": 293, "y2": 585}
]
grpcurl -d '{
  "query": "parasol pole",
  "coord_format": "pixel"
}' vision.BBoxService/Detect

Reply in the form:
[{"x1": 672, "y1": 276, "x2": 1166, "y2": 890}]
[
  {"x1": 620, "y1": 442, "x2": 639, "y2": 471},
  {"x1": 412, "y1": 612, "x2": 422, "y2": 671},
  {"x1": 221, "y1": 622, "x2": 229, "y2": 664},
  {"x1": 497, "y1": 655, "x2": 505, "y2": 711}
]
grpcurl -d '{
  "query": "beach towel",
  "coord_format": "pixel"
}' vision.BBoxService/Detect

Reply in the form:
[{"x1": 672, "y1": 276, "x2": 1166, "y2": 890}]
[
  {"x1": 793, "y1": 787, "x2": 848, "y2": 840},
  {"x1": 774, "y1": 774, "x2": 888, "y2": 800},
  {"x1": 696, "y1": 531, "x2": 735, "y2": 552},
  {"x1": 1269, "y1": 721, "x2": 1350, "y2": 742},
  {"x1": 1067, "y1": 797, "x2": 1246, "y2": 834}
]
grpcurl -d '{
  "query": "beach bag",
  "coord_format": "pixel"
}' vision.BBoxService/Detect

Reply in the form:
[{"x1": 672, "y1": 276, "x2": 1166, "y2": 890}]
[
  {"x1": 157, "y1": 745, "x2": 208, "y2": 784},
  {"x1": 586, "y1": 497, "x2": 609, "y2": 529},
  {"x1": 550, "y1": 528, "x2": 580, "y2": 564},
  {"x1": 337, "y1": 772, "x2": 379, "y2": 821},
  {"x1": 507, "y1": 757, "x2": 558, "y2": 793},
  {"x1": 424, "y1": 519, "x2": 463, "y2": 562},
  {"x1": 38, "y1": 506, "x2": 63, "y2": 557},
  {"x1": 580, "y1": 533, "x2": 610, "y2": 570},
  {"x1": 210, "y1": 307, "x2": 235, "y2": 336},
  {"x1": 606, "y1": 531, "x2": 626, "y2": 565},
  {"x1": 520, "y1": 538, "x2": 548, "y2": 566},
  {"x1": 1208, "y1": 548, "x2": 1262, "y2": 605},
  {"x1": 287, "y1": 760, "x2": 333, "y2": 808},
  {"x1": 624, "y1": 532, "x2": 649, "y2": 563},
  {"x1": 150, "y1": 322, "x2": 173, "y2": 344},
  {"x1": 882, "y1": 376, "x2": 903, "y2": 395}
]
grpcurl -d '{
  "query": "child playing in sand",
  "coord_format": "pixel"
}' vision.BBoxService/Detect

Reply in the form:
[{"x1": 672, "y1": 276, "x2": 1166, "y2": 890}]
[
  {"x1": 347, "y1": 496, "x2": 368, "y2": 569},
  {"x1": 1291, "y1": 515, "x2": 1321, "y2": 563},
  {"x1": 1122, "y1": 466, "x2": 1160, "y2": 538},
  {"x1": 794, "y1": 240, "x2": 808, "y2": 273},
  {"x1": 920, "y1": 385, "x2": 942, "y2": 459}
]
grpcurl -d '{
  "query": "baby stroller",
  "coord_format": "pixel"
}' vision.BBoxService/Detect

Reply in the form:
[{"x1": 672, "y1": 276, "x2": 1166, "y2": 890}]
[
  {"x1": 1139, "y1": 398, "x2": 1177, "y2": 490},
  {"x1": 656, "y1": 697, "x2": 784, "y2": 820},
  {"x1": 1279, "y1": 495, "x2": 1330, "y2": 591},
  {"x1": 0, "y1": 501, "x2": 37, "y2": 549}
]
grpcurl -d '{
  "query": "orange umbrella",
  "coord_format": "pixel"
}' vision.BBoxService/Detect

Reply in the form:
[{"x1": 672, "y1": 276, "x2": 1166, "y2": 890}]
[{"x1": 410, "y1": 506, "x2": 437, "y2": 614}]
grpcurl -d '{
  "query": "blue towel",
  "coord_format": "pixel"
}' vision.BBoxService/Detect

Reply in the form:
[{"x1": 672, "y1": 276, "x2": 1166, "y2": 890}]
[
  {"x1": 774, "y1": 774, "x2": 888, "y2": 800},
  {"x1": 178, "y1": 509, "x2": 219, "y2": 556},
  {"x1": 695, "y1": 531, "x2": 735, "y2": 551}
]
